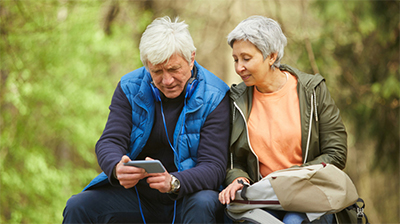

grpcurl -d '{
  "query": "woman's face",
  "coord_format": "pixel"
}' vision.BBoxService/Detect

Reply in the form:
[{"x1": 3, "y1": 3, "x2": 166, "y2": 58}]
[{"x1": 232, "y1": 40, "x2": 272, "y2": 87}]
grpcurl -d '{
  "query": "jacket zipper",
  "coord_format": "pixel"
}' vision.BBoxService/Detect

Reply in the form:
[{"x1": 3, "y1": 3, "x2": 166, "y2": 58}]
[
  {"x1": 304, "y1": 94, "x2": 313, "y2": 164},
  {"x1": 233, "y1": 101, "x2": 261, "y2": 181},
  {"x1": 304, "y1": 90, "x2": 318, "y2": 164}
]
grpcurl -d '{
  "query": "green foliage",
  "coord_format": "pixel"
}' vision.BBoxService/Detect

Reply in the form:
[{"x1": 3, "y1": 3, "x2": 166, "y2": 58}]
[
  {"x1": 1, "y1": 1, "x2": 142, "y2": 223},
  {"x1": 307, "y1": 2, "x2": 399, "y2": 221},
  {"x1": 311, "y1": 0, "x2": 399, "y2": 171},
  {"x1": 1, "y1": 0, "x2": 398, "y2": 223}
]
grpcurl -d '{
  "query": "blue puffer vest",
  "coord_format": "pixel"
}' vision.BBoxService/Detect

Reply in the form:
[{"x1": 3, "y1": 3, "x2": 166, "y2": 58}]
[{"x1": 83, "y1": 61, "x2": 229, "y2": 191}]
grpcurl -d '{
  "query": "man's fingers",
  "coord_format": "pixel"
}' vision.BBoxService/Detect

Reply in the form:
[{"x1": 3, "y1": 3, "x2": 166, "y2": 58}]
[
  {"x1": 120, "y1": 180, "x2": 138, "y2": 189},
  {"x1": 121, "y1": 155, "x2": 131, "y2": 163},
  {"x1": 118, "y1": 172, "x2": 145, "y2": 179},
  {"x1": 146, "y1": 172, "x2": 170, "y2": 193}
]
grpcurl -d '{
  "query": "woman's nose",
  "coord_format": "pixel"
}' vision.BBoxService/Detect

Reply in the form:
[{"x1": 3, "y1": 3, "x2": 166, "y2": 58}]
[{"x1": 236, "y1": 63, "x2": 245, "y2": 73}]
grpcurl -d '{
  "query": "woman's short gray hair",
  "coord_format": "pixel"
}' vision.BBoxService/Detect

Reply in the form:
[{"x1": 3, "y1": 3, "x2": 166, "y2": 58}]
[
  {"x1": 227, "y1": 15, "x2": 287, "y2": 69},
  {"x1": 139, "y1": 16, "x2": 196, "y2": 69}
]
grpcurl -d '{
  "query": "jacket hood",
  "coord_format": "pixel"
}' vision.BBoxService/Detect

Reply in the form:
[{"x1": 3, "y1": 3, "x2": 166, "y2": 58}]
[{"x1": 280, "y1": 64, "x2": 325, "y2": 93}]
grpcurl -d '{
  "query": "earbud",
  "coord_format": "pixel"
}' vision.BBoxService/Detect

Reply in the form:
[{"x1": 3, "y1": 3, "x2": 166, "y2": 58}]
[{"x1": 150, "y1": 82, "x2": 162, "y2": 102}]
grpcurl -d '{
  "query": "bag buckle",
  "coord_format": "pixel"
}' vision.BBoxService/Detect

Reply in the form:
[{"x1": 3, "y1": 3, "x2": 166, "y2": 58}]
[
  {"x1": 238, "y1": 179, "x2": 250, "y2": 201},
  {"x1": 357, "y1": 207, "x2": 364, "y2": 218}
]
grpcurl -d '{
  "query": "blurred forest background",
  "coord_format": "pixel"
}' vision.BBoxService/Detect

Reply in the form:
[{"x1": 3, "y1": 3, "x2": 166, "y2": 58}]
[{"x1": 1, "y1": 0, "x2": 399, "y2": 223}]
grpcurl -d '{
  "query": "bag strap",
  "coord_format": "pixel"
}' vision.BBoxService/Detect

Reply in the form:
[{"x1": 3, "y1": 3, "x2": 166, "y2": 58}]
[
  {"x1": 347, "y1": 198, "x2": 369, "y2": 224},
  {"x1": 237, "y1": 179, "x2": 250, "y2": 201},
  {"x1": 226, "y1": 208, "x2": 284, "y2": 224}
]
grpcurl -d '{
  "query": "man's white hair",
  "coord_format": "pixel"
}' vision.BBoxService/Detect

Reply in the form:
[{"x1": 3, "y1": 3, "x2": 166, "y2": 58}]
[{"x1": 139, "y1": 16, "x2": 196, "y2": 69}]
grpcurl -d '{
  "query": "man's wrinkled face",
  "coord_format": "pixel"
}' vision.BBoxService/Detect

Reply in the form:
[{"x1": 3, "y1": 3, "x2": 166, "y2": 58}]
[{"x1": 148, "y1": 53, "x2": 195, "y2": 99}]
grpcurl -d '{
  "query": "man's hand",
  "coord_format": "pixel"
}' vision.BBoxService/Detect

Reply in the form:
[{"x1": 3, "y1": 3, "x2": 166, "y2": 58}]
[
  {"x1": 115, "y1": 155, "x2": 148, "y2": 189},
  {"x1": 145, "y1": 157, "x2": 172, "y2": 193},
  {"x1": 218, "y1": 178, "x2": 249, "y2": 205}
]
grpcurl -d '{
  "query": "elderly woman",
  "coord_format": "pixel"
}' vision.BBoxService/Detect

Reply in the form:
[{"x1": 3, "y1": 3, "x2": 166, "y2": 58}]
[{"x1": 219, "y1": 16, "x2": 347, "y2": 223}]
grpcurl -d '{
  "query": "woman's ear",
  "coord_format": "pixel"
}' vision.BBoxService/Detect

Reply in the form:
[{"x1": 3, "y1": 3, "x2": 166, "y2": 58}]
[{"x1": 269, "y1": 52, "x2": 278, "y2": 66}]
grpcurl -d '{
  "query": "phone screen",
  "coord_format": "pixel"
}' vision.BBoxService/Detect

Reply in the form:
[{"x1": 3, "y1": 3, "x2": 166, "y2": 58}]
[{"x1": 124, "y1": 160, "x2": 166, "y2": 173}]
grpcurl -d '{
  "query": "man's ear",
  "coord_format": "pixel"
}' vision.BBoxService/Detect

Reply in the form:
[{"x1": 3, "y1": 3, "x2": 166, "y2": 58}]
[{"x1": 190, "y1": 51, "x2": 196, "y2": 69}]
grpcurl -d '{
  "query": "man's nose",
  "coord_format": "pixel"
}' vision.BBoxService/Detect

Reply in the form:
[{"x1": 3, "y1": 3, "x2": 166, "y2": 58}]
[{"x1": 162, "y1": 71, "x2": 174, "y2": 86}]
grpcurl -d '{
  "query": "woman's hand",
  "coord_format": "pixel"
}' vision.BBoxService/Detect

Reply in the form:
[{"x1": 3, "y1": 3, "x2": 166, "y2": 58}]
[
  {"x1": 115, "y1": 155, "x2": 149, "y2": 189},
  {"x1": 219, "y1": 178, "x2": 250, "y2": 205}
]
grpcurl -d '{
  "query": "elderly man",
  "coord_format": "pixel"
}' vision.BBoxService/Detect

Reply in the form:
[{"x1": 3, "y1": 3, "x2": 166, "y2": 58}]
[{"x1": 63, "y1": 16, "x2": 230, "y2": 223}]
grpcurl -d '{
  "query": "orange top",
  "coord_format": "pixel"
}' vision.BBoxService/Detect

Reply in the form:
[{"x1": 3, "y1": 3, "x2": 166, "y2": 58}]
[{"x1": 248, "y1": 72, "x2": 302, "y2": 177}]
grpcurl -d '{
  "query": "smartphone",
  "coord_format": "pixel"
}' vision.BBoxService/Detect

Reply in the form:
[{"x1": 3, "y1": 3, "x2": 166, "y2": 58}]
[{"x1": 124, "y1": 160, "x2": 166, "y2": 173}]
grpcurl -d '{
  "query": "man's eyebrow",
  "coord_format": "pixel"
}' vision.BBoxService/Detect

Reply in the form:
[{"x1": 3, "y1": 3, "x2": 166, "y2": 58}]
[
  {"x1": 150, "y1": 68, "x2": 162, "y2": 73},
  {"x1": 167, "y1": 65, "x2": 181, "y2": 70}
]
